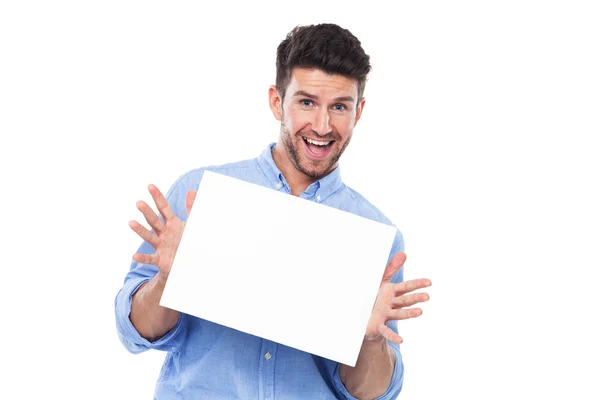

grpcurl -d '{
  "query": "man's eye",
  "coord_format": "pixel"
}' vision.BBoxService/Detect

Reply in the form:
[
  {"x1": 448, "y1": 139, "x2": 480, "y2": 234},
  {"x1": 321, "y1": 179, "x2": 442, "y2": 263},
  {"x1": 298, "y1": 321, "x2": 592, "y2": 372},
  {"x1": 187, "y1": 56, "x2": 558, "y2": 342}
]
[
  {"x1": 333, "y1": 104, "x2": 346, "y2": 111},
  {"x1": 301, "y1": 100, "x2": 313, "y2": 107}
]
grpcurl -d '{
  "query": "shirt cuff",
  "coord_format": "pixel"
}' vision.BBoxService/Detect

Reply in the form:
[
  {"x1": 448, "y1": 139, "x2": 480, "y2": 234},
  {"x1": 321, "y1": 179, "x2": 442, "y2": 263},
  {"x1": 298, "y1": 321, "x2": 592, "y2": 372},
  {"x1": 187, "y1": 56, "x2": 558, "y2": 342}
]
[
  {"x1": 332, "y1": 344, "x2": 404, "y2": 400},
  {"x1": 115, "y1": 276, "x2": 187, "y2": 353}
]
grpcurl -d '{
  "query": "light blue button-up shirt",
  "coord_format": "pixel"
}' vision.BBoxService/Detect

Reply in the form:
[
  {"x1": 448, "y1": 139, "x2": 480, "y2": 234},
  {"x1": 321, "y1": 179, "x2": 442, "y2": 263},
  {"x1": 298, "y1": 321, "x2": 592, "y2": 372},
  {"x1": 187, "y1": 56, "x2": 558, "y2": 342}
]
[{"x1": 115, "y1": 143, "x2": 406, "y2": 399}]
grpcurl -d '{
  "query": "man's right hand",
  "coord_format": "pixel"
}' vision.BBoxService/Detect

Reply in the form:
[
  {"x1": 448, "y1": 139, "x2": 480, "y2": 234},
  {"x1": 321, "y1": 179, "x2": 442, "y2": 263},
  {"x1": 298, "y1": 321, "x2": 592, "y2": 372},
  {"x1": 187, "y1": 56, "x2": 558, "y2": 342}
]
[
  {"x1": 126, "y1": 184, "x2": 196, "y2": 342},
  {"x1": 129, "y1": 184, "x2": 197, "y2": 279}
]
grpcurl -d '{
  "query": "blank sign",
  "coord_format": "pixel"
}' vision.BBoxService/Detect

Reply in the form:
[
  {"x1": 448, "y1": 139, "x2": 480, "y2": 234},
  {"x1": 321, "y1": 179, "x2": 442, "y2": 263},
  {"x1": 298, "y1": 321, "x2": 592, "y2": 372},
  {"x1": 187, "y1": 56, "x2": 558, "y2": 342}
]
[{"x1": 160, "y1": 171, "x2": 396, "y2": 366}]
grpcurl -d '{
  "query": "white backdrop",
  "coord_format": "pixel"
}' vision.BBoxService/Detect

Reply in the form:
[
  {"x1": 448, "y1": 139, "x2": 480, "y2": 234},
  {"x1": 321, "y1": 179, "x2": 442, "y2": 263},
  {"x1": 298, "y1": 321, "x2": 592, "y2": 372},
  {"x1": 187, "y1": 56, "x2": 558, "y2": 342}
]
[{"x1": 1, "y1": 1, "x2": 599, "y2": 399}]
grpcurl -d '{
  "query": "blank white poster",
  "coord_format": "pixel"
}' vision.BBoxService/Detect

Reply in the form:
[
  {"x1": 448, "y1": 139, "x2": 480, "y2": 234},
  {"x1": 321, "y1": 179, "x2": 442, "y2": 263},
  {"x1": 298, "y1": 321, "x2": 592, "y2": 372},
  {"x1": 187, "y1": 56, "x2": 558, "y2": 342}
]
[{"x1": 160, "y1": 171, "x2": 397, "y2": 366}]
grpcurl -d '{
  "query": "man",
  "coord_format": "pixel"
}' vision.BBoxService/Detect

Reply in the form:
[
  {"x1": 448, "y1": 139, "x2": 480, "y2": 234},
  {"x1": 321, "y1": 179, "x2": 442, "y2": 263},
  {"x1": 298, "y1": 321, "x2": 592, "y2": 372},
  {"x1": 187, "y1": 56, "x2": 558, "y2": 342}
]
[{"x1": 115, "y1": 23, "x2": 431, "y2": 399}]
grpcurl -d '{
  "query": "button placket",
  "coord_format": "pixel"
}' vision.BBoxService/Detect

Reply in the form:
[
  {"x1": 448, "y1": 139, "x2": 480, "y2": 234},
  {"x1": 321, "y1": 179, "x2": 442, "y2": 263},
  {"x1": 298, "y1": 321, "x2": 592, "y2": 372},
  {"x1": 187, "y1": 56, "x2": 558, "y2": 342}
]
[{"x1": 264, "y1": 343, "x2": 277, "y2": 400}]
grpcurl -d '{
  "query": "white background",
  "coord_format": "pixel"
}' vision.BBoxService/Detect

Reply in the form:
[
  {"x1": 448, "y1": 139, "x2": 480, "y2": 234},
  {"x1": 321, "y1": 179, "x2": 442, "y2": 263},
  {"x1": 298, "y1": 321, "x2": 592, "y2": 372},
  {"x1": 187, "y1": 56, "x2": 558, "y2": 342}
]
[{"x1": 1, "y1": 1, "x2": 599, "y2": 399}]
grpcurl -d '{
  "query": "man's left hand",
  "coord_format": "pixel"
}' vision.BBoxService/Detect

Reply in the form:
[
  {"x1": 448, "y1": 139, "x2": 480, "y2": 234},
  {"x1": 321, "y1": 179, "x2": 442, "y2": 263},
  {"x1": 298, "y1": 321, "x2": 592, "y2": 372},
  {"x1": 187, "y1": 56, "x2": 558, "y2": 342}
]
[{"x1": 365, "y1": 252, "x2": 431, "y2": 344}]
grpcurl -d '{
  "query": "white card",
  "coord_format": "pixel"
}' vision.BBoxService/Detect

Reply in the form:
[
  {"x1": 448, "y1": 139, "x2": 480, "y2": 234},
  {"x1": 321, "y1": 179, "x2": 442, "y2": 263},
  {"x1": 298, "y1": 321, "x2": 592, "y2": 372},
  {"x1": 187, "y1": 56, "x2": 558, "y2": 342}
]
[{"x1": 160, "y1": 170, "x2": 397, "y2": 366}]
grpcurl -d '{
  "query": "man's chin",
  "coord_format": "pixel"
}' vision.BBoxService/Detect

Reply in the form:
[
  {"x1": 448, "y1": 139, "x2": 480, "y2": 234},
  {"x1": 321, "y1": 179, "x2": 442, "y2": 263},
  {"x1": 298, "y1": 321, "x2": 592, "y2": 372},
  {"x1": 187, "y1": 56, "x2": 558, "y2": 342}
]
[
  {"x1": 289, "y1": 141, "x2": 337, "y2": 179},
  {"x1": 297, "y1": 160, "x2": 332, "y2": 180}
]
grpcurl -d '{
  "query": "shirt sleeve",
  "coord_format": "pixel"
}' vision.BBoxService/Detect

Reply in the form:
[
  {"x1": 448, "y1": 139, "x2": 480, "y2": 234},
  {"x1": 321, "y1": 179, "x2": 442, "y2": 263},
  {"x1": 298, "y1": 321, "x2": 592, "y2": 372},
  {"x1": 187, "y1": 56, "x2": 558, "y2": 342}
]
[
  {"x1": 331, "y1": 228, "x2": 406, "y2": 399},
  {"x1": 114, "y1": 168, "x2": 204, "y2": 354}
]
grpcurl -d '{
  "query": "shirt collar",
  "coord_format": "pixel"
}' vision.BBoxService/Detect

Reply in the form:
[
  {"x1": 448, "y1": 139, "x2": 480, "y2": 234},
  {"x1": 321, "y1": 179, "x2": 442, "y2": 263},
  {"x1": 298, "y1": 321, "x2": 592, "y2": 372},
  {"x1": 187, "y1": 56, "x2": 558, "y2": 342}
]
[{"x1": 257, "y1": 142, "x2": 344, "y2": 201}]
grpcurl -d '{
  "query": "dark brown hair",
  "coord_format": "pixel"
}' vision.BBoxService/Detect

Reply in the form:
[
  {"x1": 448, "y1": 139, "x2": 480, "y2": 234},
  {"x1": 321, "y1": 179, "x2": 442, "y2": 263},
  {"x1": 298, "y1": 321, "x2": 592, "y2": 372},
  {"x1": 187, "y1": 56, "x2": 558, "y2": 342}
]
[{"x1": 275, "y1": 23, "x2": 371, "y2": 103}]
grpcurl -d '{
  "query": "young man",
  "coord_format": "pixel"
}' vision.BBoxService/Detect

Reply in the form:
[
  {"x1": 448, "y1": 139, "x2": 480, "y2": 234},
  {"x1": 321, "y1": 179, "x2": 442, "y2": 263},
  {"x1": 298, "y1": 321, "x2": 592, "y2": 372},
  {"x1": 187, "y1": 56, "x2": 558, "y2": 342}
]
[{"x1": 116, "y1": 23, "x2": 431, "y2": 400}]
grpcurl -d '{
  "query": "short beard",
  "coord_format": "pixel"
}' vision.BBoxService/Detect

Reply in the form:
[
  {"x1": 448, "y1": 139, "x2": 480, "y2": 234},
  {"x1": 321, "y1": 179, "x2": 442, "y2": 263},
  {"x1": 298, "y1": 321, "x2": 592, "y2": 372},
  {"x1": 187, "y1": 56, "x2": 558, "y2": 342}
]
[{"x1": 280, "y1": 121, "x2": 351, "y2": 180}]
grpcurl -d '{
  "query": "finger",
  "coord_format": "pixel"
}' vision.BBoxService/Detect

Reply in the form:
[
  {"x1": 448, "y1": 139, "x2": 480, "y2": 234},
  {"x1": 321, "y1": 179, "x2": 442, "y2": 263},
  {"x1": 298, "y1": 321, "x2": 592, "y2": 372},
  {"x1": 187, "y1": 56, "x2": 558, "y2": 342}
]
[
  {"x1": 129, "y1": 220, "x2": 160, "y2": 248},
  {"x1": 148, "y1": 184, "x2": 175, "y2": 221},
  {"x1": 388, "y1": 307, "x2": 423, "y2": 321},
  {"x1": 185, "y1": 190, "x2": 197, "y2": 217},
  {"x1": 132, "y1": 252, "x2": 158, "y2": 266},
  {"x1": 378, "y1": 324, "x2": 403, "y2": 344},
  {"x1": 381, "y1": 252, "x2": 407, "y2": 283},
  {"x1": 393, "y1": 278, "x2": 432, "y2": 296},
  {"x1": 392, "y1": 292, "x2": 430, "y2": 308},
  {"x1": 136, "y1": 200, "x2": 165, "y2": 233}
]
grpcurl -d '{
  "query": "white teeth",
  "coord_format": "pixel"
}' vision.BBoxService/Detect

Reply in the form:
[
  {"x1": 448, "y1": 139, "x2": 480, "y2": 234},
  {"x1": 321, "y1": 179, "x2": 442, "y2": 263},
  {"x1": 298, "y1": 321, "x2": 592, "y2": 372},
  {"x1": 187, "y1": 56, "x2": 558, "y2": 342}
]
[{"x1": 305, "y1": 138, "x2": 331, "y2": 146}]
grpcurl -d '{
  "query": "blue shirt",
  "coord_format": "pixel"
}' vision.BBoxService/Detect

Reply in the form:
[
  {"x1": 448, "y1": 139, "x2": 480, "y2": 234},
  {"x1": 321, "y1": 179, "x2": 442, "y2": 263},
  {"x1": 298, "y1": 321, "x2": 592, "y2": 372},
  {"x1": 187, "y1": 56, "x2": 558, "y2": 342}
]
[{"x1": 115, "y1": 143, "x2": 406, "y2": 400}]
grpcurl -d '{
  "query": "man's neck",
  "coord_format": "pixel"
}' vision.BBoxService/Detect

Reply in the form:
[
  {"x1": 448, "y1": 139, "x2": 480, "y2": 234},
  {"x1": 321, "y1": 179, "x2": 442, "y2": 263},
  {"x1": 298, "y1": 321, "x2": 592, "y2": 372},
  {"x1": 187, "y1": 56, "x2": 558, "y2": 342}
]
[{"x1": 272, "y1": 143, "x2": 317, "y2": 197}]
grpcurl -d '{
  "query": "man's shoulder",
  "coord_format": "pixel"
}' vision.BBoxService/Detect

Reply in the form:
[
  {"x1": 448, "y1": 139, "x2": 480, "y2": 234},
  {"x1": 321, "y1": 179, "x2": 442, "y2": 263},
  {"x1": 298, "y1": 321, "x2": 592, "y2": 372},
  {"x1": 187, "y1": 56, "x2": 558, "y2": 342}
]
[
  {"x1": 170, "y1": 157, "x2": 261, "y2": 192},
  {"x1": 338, "y1": 184, "x2": 395, "y2": 227}
]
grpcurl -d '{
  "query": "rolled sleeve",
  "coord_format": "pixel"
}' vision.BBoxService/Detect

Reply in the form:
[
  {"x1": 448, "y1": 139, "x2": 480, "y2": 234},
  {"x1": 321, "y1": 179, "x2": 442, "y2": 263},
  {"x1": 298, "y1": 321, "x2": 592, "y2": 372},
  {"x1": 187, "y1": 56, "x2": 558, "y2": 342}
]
[
  {"x1": 331, "y1": 344, "x2": 404, "y2": 400},
  {"x1": 114, "y1": 276, "x2": 189, "y2": 354}
]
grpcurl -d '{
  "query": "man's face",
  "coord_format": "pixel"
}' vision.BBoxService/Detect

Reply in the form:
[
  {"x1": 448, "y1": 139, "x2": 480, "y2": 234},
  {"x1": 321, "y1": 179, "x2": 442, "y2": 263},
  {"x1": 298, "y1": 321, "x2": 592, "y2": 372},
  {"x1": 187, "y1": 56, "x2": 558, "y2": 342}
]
[{"x1": 273, "y1": 68, "x2": 365, "y2": 180}]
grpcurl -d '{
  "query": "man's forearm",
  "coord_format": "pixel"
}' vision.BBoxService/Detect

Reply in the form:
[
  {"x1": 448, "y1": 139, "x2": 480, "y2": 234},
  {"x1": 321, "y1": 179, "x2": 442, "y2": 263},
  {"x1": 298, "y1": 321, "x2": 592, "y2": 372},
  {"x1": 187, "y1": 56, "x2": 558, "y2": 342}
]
[
  {"x1": 129, "y1": 273, "x2": 180, "y2": 342},
  {"x1": 339, "y1": 336, "x2": 396, "y2": 399}
]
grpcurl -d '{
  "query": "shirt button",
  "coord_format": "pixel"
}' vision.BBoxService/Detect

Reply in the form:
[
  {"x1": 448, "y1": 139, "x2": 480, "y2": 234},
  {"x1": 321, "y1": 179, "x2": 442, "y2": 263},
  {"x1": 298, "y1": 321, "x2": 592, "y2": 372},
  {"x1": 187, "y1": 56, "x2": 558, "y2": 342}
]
[
  {"x1": 275, "y1": 183, "x2": 282, "y2": 189},
  {"x1": 316, "y1": 195, "x2": 321, "y2": 202},
  {"x1": 264, "y1": 352, "x2": 272, "y2": 360}
]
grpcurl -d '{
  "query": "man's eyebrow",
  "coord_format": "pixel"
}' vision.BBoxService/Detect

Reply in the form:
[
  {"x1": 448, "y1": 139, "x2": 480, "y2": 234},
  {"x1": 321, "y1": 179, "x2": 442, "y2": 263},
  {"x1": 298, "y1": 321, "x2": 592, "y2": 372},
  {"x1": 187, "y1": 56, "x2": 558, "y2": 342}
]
[
  {"x1": 333, "y1": 96, "x2": 355, "y2": 103},
  {"x1": 293, "y1": 90, "x2": 355, "y2": 103},
  {"x1": 293, "y1": 90, "x2": 318, "y2": 99}
]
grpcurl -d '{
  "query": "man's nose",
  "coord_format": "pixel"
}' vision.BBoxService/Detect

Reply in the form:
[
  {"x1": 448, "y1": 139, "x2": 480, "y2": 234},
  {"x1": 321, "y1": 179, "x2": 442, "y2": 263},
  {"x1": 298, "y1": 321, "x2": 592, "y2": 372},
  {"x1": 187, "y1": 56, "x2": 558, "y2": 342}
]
[{"x1": 313, "y1": 108, "x2": 331, "y2": 136}]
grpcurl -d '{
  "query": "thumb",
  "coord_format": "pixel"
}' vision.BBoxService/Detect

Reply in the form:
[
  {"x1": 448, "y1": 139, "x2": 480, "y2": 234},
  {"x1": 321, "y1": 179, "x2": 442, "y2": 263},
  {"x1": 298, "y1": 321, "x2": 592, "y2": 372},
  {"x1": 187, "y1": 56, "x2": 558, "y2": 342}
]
[
  {"x1": 381, "y1": 252, "x2": 406, "y2": 284},
  {"x1": 185, "y1": 190, "x2": 197, "y2": 217}
]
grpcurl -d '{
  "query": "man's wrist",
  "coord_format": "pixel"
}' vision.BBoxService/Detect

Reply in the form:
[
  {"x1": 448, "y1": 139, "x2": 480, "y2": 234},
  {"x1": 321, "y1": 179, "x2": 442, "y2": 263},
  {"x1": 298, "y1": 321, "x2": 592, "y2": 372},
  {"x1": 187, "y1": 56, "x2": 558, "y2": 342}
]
[
  {"x1": 154, "y1": 270, "x2": 169, "y2": 287},
  {"x1": 363, "y1": 335, "x2": 394, "y2": 358}
]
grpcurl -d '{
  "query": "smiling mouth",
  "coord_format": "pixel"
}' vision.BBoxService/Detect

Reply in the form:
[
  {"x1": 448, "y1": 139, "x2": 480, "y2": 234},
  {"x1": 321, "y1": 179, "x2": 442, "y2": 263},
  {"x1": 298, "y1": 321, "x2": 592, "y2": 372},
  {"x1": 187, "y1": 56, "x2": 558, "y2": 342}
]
[
  {"x1": 302, "y1": 137, "x2": 335, "y2": 159},
  {"x1": 302, "y1": 137, "x2": 334, "y2": 148}
]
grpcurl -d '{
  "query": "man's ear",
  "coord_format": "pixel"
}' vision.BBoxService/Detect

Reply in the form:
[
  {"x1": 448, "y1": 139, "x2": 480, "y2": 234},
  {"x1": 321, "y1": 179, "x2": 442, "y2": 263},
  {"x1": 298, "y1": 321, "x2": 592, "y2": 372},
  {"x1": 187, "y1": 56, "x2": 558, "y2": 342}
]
[
  {"x1": 269, "y1": 85, "x2": 283, "y2": 121},
  {"x1": 354, "y1": 97, "x2": 366, "y2": 127}
]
